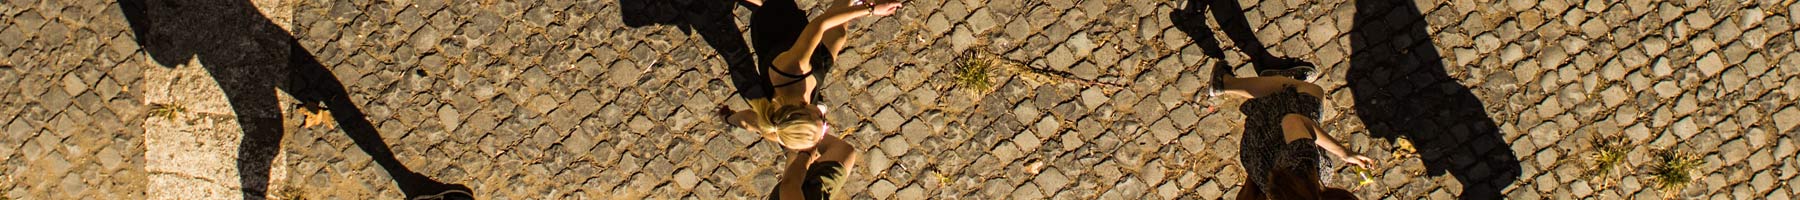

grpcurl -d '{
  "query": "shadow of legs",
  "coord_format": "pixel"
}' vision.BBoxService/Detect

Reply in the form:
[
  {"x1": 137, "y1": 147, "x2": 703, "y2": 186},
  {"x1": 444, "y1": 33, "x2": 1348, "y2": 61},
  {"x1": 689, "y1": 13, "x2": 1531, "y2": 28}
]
[
  {"x1": 620, "y1": 0, "x2": 769, "y2": 101},
  {"x1": 121, "y1": 0, "x2": 469, "y2": 198},
  {"x1": 285, "y1": 45, "x2": 471, "y2": 198},
  {"x1": 1172, "y1": 0, "x2": 1312, "y2": 72},
  {"x1": 1347, "y1": 0, "x2": 1520, "y2": 199}
]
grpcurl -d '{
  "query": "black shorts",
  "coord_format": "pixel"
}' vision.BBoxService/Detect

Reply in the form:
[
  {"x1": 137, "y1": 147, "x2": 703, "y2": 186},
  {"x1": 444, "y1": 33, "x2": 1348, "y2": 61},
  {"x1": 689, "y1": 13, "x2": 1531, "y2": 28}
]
[
  {"x1": 766, "y1": 161, "x2": 846, "y2": 200},
  {"x1": 746, "y1": 0, "x2": 834, "y2": 100}
]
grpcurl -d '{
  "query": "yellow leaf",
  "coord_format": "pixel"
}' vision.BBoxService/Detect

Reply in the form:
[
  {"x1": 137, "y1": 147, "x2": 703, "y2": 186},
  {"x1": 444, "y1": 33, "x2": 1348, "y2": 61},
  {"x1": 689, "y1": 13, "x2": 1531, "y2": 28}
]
[{"x1": 302, "y1": 107, "x2": 334, "y2": 129}]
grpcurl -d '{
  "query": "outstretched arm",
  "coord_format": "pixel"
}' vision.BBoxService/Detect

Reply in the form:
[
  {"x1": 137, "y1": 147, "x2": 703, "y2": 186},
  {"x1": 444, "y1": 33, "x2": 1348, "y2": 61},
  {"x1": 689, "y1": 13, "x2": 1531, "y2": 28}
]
[
  {"x1": 1306, "y1": 117, "x2": 1374, "y2": 167},
  {"x1": 771, "y1": 1, "x2": 901, "y2": 71}
]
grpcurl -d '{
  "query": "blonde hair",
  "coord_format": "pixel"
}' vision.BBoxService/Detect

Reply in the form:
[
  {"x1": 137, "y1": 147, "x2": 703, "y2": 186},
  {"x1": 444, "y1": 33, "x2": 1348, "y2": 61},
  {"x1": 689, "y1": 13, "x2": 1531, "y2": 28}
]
[{"x1": 749, "y1": 99, "x2": 825, "y2": 149}]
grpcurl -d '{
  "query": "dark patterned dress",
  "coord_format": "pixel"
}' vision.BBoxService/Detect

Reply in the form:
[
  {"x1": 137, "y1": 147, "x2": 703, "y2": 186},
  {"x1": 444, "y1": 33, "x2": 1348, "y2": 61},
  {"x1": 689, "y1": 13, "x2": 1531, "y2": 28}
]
[{"x1": 1237, "y1": 86, "x2": 1326, "y2": 196}]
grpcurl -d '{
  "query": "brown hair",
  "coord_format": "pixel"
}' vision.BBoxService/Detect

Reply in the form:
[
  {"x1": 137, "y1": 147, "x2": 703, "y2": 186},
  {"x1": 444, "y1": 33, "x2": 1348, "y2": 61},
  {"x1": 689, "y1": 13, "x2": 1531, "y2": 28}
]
[{"x1": 1237, "y1": 169, "x2": 1359, "y2": 200}]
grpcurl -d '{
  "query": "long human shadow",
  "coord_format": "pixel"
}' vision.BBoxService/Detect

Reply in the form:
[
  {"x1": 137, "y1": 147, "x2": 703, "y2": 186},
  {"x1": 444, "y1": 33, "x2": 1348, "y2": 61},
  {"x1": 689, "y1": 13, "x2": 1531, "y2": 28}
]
[
  {"x1": 118, "y1": 0, "x2": 468, "y2": 199},
  {"x1": 620, "y1": 0, "x2": 772, "y2": 101},
  {"x1": 620, "y1": 0, "x2": 838, "y2": 103},
  {"x1": 1170, "y1": 0, "x2": 1309, "y2": 72},
  {"x1": 1347, "y1": 1, "x2": 1520, "y2": 199}
]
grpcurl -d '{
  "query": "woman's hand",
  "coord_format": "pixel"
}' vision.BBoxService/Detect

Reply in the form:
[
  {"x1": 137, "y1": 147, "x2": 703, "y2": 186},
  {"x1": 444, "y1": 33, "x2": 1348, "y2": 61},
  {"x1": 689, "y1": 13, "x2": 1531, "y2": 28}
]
[
  {"x1": 868, "y1": 0, "x2": 902, "y2": 16},
  {"x1": 1340, "y1": 153, "x2": 1375, "y2": 168}
]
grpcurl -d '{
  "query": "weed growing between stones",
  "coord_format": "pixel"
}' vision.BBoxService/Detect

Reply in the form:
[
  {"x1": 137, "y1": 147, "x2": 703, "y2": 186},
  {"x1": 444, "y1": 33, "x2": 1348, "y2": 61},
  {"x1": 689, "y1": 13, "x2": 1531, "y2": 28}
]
[
  {"x1": 951, "y1": 52, "x2": 995, "y2": 96},
  {"x1": 1587, "y1": 133, "x2": 1630, "y2": 187},
  {"x1": 1647, "y1": 148, "x2": 1705, "y2": 198},
  {"x1": 149, "y1": 103, "x2": 185, "y2": 120},
  {"x1": 949, "y1": 50, "x2": 1123, "y2": 98},
  {"x1": 277, "y1": 187, "x2": 307, "y2": 200}
]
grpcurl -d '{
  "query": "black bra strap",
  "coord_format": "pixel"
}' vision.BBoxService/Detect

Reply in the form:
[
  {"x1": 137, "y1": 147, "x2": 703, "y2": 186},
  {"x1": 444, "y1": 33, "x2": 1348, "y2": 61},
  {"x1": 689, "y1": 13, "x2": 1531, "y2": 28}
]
[{"x1": 772, "y1": 67, "x2": 813, "y2": 79}]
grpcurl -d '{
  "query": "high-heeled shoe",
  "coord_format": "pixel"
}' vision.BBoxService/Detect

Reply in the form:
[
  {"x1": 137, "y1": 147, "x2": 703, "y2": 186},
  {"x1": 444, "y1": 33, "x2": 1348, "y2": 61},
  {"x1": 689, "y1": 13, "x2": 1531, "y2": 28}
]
[
  {"x1": 1255, "y1": 57, "x2": 1317, "y2": 82},
  {"x1": 1204, "y1": 61, "x2": 1234, "y2": 98}
]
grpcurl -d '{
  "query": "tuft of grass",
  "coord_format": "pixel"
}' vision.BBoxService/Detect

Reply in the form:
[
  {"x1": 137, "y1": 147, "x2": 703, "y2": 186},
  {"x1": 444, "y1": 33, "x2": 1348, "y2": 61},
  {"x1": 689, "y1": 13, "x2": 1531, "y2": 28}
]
[
  {"x1": 951, "y1": 53, "x2": 995, "y2": 94},
  {"x1": 1587, "y1": 133, "x2": 1631, "y2": 186},
  {"x1": 149, "y1": 103, "x2": 185, "y2": 120},
  {"x1": 1646, "y1": 148, "x2": 1705, "y2": 198},
  {"x1": 276, "y1": 187, "x2": 307, "y2": 200}
]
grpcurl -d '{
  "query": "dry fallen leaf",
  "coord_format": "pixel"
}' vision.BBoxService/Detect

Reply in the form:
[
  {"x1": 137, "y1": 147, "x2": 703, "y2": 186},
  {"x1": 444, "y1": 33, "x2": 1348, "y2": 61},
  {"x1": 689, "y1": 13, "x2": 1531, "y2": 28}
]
[
  {"x1": 302, "y1": 106, "x2": 334, "y2": 130},
  {"x1": 1392, "y1": 138, "x2": 1417, "y2": 160},
  {"x1": 1025, "y1": 161, "x2": 1045, "y2": 175}
]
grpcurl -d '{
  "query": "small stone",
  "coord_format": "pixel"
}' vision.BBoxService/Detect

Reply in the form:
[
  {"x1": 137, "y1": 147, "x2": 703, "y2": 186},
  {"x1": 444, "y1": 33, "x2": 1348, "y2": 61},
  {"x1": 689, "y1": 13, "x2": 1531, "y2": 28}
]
[
  {"x1": 926, "y1": 13, "x2": 951, "y2": 35},
  {"x1": 1697, "y1": 52, "x2": 1726, "y2": 77},
  {"x1": 869, "y1": 180, "x2": 897, "y2": 199},
  {"x1": 1743, "y1": 8, "x2": 1766, "y2": 28},
  {"x1": 867, "y1": 150, "x2": 891, "y2": 175},
  {"x1": 1722, "y1": 138, "x2": 1751, "y2": 166},
  {"x1": 1196, "y1": 181, "x2": 1221, "y2": 199},
  {"x1": 1156, "y1": 182, "x2": 1180, "y2": 199},
  {"x1": 874, "y1": 108, "x2": 905, "y2": 133},
  {"x1": 1034, "y1": 168, "x2": 1070, "y2": 192},
  {"x1": 1047, "y1": 46, "x2": 1079, "y2": 71},
  {"x1": 897, "y1": 185, "x2": 924, "y2": 199},
  {"x1": 1066, "y1": 32, "x2": 1096, "y2": 57},
  {"x1": 966, "y1": 9, "x2": 997, "y2": 33},
  {"x1": 1643, "y1": 36, "x2": 1670, "y2": 55},
  {"x1": 1601, "y1": 86, "x2": 1629, "y2": 107},
  {"x1": 1455, "y1": 47, "x2": 1479, "y2": 66},
  {"x1": 1080, "y1": 88, "x2": 1108, "y2": 109},
  {"x1": 950, "y1": 27, "x2": 976, "y2": 52},
  {"x1": 61, "y1": 74, "x2": 88, "y2": 96},
  {"x1": 438, "y1": 105, "x2": 461, "y2": 132},
  {"x1": 1012, "y1": 183, "x2": 1043, "y2": 199},
  {"x1": 1169, "y1": 106, "x2": 1199, "y2": 129},
  {"x1": 1653, "y1": 81, "x2": 1681, "y2": 98},
  {"x1": 1014, "y1": 129, "x2": 1042, "y2": 152},
  {"x1": 1775, "y1": 106, "x2": 1800, "y2": 132},
  {"x1": 879, "y1": 136, "x2": 909, "y2": 157},
  {"x1": 674, "y1": 169, "x2": 698, "y2": 190},
  {"x1": 527, "y1": 94, "x2": 558, "y2": 115},
  {"x1": 1687, "y1": 11, "x2": 1718, "y2": 30}
]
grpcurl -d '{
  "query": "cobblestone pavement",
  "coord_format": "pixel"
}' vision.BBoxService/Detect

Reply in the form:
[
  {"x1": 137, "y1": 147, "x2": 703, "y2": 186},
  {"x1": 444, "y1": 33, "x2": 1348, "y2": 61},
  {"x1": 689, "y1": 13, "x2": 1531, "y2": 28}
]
[{"x1": 4, "y1": 0, "x2": 1800, "y2": 199}]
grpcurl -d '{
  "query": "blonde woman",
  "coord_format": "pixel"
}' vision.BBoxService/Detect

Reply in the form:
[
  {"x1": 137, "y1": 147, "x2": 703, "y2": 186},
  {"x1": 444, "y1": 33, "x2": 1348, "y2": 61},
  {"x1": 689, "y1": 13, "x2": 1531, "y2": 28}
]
[
  {"x1": 1205, "y1": 62, "x2": 1374, "y2": 199},
  {"x1": 722, "y1": 0, "x2": 901, "y2": 198}
]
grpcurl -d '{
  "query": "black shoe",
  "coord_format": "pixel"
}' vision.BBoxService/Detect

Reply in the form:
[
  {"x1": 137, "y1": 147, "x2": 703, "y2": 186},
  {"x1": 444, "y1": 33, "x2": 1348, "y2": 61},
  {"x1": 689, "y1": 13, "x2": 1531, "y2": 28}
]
[
  {"x1": 412, "y1": 189, "x2": 474, "y2": 200},
  {"x1": 1258, "y1": 64, "x2": 1317, "y2": 82},
  {"x1": 1205, "y1": 61, "x2": 1234, "y2": 98}
]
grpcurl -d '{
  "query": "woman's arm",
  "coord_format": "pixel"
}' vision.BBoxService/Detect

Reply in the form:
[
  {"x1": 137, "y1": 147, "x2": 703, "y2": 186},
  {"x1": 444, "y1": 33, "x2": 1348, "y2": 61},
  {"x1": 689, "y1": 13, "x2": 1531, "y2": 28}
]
[
  {"x1": 772, "y1": 2, "x2": 893, "y2": 71},
  {"x1": 727, "y1": 109, "x2": 760, "y2": 132},
  {"x1": 1305, "y1": 117, "x2": 1374, "y2": 167}
]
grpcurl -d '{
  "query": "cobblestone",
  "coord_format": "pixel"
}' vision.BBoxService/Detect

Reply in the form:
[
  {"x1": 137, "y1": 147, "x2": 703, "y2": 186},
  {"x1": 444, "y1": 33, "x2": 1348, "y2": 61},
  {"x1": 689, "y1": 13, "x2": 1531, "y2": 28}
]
[{"x1": 2, "y1": 0, "x2": 1799, "y2": 199}]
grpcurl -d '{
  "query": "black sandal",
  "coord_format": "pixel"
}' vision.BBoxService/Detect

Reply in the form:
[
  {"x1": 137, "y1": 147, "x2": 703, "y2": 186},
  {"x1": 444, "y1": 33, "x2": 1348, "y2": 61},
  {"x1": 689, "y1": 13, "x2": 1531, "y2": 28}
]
[
  {"x1": 1255, "y1": 57, "x2": 1317, "y2": 82},
  {"x1": 412, "y1": 189, "x2": 473, "y2": 200},
  {"x1": 1205, "y1": 61, "x2": 1234, "y2": 98}
]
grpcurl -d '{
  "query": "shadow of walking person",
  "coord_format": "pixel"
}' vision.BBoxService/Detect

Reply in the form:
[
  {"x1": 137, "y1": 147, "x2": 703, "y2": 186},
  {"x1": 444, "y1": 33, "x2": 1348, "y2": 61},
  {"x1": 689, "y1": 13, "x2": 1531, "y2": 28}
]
[
  {"x1": 620, "y1": 0, "x2": 780, "y2": 102},
  {"x1": 1346, "y1": 1, "x2": 1520, "y2": 199},
  {"x1": 119, "y1": 0, "x2": 470, "y2": 199},
  {"x1": 620, "y1": 0, "x2": 840, "y2": 115},
  {"x1": 1170, "y1": 0, "x2": 1313, "y2": 72}
]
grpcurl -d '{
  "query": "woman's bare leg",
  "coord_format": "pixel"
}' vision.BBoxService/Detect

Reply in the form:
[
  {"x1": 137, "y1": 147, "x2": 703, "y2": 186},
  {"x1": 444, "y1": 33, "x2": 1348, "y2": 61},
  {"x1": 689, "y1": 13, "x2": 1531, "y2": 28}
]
[
  {"x1": 1279, "y1": 114, "x2": 1315, "y2": 142},
  {"x1": 1218, "y1": 76, "x2": 1324, "y2": 98},
  {"x1": 741, "y1": 0, "x2": 762, "y2": 7}
]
